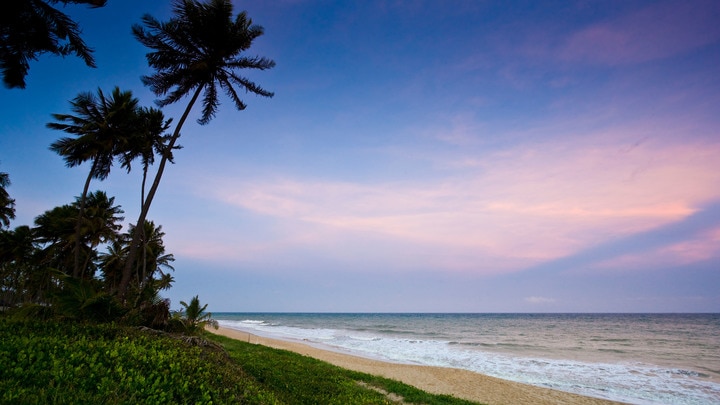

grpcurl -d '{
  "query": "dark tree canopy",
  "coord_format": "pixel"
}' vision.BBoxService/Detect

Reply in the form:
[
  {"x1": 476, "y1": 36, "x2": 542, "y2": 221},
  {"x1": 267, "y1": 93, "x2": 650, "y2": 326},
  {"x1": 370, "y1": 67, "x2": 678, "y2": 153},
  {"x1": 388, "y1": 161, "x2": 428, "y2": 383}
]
[
  {"x1": 0, "y1": 171, "x2": 16, "y2": 228},
  {"x1": 0, "y1": 0, "x2": 107, "y2": 89},
  {"x1": 132, "y1": 0, "x2": 276, "y2": 124}
]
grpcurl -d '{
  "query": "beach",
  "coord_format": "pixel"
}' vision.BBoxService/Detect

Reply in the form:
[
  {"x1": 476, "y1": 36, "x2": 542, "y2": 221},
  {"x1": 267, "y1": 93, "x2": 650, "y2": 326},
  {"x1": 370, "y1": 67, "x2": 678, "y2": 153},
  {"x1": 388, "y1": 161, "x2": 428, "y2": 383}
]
[{"x1": 213, "y1": 326, "x2": 624, "y2": 405}]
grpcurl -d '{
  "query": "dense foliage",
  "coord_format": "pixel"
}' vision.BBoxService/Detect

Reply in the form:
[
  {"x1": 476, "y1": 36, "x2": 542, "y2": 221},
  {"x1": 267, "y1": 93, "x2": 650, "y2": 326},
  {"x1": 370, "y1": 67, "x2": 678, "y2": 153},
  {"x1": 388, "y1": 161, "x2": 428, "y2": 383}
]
[
  {"x1": 0, "y1": 320, "x2": 279, "y2": 404},
  {"x1": 0, "y1": 320, "x2": 481, "y2": 405}
]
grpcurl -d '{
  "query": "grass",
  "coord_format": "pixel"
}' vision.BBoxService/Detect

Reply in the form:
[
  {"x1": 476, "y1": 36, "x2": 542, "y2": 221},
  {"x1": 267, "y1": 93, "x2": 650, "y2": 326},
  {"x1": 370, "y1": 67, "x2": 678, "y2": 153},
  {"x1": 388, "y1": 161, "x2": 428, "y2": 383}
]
[
  {"x1": 0, "y1": 319, "x2": 480, "y2": 404},
  {"x1": 207, "y1": 332, "x2": 479, "y2": 405}
]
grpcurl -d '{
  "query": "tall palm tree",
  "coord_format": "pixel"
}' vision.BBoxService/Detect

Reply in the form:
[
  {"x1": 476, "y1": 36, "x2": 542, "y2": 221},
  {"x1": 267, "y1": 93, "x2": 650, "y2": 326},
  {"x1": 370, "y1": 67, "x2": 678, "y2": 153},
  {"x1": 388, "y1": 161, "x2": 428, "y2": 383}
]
[
  {"x1": 48, "y1": 87, "x2": 139, "y2": 278},
  {"x1": 1, "y1": 0, "x2": 107, "y2": 88},
  {"x1": 120, "y1": 0, "x2": 275, "y2": 297},
  {"x1": 118, "y1": 107, "x2": 173, "y2": 210},
  {"x1": 117, "y1": 107, "x2": 173, "y2": 280},
  {"x1": 0, "y1": 171, "x2": 16, "y2": 228}
]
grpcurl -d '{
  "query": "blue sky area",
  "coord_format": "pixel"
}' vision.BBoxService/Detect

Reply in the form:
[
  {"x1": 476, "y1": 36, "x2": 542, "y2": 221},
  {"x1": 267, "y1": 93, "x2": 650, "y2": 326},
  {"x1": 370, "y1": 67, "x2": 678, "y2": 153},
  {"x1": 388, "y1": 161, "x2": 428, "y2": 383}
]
[{"x1": 1, "y1": 0, "x2": 719, "y2": 312}]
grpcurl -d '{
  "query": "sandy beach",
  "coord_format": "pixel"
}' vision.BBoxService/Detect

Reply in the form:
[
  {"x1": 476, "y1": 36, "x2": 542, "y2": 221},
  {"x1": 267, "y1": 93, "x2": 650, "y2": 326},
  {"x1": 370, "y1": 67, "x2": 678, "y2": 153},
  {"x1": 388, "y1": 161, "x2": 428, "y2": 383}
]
[{"x1": 212, "y1": 326, "x2": 625, "y2": 405}]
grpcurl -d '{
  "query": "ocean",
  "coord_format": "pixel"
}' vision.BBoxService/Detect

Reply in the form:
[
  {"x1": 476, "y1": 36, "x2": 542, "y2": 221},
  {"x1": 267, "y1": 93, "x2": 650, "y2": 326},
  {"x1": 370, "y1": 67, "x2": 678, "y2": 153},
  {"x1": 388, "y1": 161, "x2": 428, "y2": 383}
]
[{"x1": 214, "y1": 313, "x2": 720, "y2": 405}]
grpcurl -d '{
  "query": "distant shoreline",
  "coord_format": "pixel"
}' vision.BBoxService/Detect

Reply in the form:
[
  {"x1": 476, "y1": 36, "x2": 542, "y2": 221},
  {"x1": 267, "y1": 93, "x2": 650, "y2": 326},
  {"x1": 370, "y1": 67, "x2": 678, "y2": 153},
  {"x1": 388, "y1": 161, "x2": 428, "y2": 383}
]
[{"x1": 211, "y1": 326, "x2": 625, "y2": 405}]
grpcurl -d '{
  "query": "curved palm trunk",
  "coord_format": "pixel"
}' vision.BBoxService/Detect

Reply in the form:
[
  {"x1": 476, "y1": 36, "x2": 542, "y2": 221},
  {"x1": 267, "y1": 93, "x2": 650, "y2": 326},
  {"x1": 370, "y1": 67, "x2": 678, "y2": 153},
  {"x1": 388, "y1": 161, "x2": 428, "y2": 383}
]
[
  {"x1": 141, "y1": 165, "x2": 148, "y2": 289},
  {"x1": 73, "y1": 160, "x2": 98, "y2": 278},
  {"x1": 118, "y1": 85, "x2": 203, "y2": 299}
]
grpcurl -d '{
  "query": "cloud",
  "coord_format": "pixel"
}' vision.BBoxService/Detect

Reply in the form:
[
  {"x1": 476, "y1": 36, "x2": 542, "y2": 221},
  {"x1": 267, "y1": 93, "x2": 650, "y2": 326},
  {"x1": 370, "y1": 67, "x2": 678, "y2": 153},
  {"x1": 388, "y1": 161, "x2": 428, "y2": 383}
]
[
  {"x1": 592, "y1": 225, "x2": 720, "y2": 272},
  {"x1": 525, "y1": 296, "x2": 557, "y2": 304},
  {"x1": 195, "y1": 127, "x2": 720, "y2": 275},
  {"x1": 558, "y1": 1, "x2": 720, "y2": 65}
]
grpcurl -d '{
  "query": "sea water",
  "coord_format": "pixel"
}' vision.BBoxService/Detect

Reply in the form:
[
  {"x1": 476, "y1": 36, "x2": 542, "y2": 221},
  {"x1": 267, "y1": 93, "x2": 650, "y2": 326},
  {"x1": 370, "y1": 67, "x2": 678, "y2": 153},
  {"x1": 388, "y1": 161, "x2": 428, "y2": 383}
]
[{"x1": 213, "y1": 313, "x2": 720, "y2": 404}]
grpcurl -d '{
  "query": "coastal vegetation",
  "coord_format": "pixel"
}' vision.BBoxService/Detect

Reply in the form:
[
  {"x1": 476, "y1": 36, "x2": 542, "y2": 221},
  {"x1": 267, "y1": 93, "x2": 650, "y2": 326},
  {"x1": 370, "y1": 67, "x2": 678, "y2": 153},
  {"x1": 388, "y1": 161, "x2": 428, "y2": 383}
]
[
  {"x1": 1, "y1": 0, "x2": 274, "y2": 323},
  {"x1": 0, "y1": 319, "x2": 479, "y2": 404}
]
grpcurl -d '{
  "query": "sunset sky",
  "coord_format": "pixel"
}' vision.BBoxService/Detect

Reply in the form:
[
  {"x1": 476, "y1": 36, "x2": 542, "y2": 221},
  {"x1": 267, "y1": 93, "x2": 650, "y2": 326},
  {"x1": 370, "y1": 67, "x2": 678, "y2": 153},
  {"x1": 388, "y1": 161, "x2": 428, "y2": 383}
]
[{"x1": 1, "y1": 0, "x2": 719, "y2": 312}]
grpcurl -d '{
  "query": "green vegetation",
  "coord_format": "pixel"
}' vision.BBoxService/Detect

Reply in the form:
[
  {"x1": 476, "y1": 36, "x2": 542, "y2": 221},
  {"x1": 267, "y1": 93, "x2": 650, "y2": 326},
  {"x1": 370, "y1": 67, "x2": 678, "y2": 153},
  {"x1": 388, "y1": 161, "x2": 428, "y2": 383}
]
[
  {"x1": 174, "y1": 295, "x2": 219, "y2": 333},
  {"x1": 208, "y1": 332, "x2": 480, "y2": 405},
  {"x1": 0, "y1": 319, "x2": 481, "y2": 404},
  {"x1": 0, "y1": 320, "x2": 278, "y2": 404}
]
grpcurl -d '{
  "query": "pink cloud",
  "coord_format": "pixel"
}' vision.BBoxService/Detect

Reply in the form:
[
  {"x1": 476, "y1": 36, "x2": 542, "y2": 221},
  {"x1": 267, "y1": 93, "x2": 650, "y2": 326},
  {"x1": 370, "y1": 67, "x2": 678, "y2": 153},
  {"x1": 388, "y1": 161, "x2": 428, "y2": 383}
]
[
  {"x1": 593, "y1": 225, "x2": 720, "y2": 271},
  {"x1": 559, "y1": 0, "x2": 720, "y2": 65},
  {"x1": 201, "y1": 129, "x2": 720, "y2": 274}
]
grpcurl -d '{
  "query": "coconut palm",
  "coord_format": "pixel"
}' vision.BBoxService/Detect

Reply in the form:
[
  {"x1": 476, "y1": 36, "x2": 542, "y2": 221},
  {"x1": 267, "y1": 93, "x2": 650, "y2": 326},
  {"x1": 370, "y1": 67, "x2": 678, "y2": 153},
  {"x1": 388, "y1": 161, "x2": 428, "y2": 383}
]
[
  {"x1": 118, "y1": 107, "x2": 173, "y2": 210},
  {"x1": 177, "y1": 295, "x2": 218, "y2": 334},
  {"x1": 34, "y1": 191, "x2": 123, "y2": 280},
  {"x1": 0, "y1": 0, "x2": 107, "y2": 88},
  {"x1": 124, "y1": 220, "x2": 174, "y2": 291},
  {"x1": 120, "y1": 0, "x2": 275, "y2": 297},
  {"x1": 48, "y1": 87, "x2": 138, "y2": 278},
  {"x1": 33, "y1": 203, "x2": 78, "y2": 276},
  {"x1": 0, "y1": 171, "x2": 15, "y2": 228},
  {"x1": 97, "y1": 238, "x2": 126, "y2": 293},
  {"x1": 0, "y1": 225, "x2": 37, "y2": 306},
  {"x1": 75, "y1": 191, "x2": 123, "y2": 278}
]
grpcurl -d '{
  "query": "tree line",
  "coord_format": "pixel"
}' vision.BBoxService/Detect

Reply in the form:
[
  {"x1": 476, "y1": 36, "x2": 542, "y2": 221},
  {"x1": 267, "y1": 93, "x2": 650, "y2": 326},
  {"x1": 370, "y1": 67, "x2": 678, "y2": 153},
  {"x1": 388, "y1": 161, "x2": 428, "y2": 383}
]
[{"x1": 0, "y1": 0, "x2": 274, "y2": 328}]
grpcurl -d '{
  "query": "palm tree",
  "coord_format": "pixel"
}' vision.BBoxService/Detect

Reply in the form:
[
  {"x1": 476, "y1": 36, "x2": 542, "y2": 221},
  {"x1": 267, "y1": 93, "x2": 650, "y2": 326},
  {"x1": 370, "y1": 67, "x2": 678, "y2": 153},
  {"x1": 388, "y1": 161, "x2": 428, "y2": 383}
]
[
  {"x1": 33, "y1": 203, "x2": 77, "y2": 276},
  {"x1": 34, "y1": 191, "x2": 123, "y2": 280},
  {"x1": 120, "y1": 0, "x2": 275, "y2": 297},
  {"x1": 177, "y1": 295, "x2": 218, "y2": 334},
  {"x1": 0, "y1": 225, "x2": 37, "y2": 306},
  {"x1": 0, "y1": 171, "x2": 16, "y2": 228},
  {"x1": 75, "y1": 191, "x2": 123, "y2": 278},
  {"x1": 124, "y1": 220, "x2": 174, "y2": 291},
  {"x1": 118, "y1": 107, "x2": 173, "y2": 210},
  {"x1": 48, "y1": 87, "x2": 139, "y2": 278},
  {"x1": 97, "y1": 238, "x2": 126, "y2": 292},
  {"x1": 0, "y1": 0, "x2": 107, "y2": 88}
]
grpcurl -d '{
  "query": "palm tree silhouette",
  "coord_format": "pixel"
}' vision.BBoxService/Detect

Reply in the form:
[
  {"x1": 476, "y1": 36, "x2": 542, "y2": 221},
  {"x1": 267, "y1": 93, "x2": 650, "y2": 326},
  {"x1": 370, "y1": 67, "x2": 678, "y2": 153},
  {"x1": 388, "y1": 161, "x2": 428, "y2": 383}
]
[
  {"x1": 33, "y1": 191, "x2": 123, "y2": 280},
  {"x1": 120, "y1": 0, "x2": 275, "y2": 298},
  {"x1": 118, "y1": 107, "x2": 173, "y2": 211},
  {"x1": 0, "y1": 171, "x2": 16, "y2": 228},
  {"x1": 1, "y1": 0, "x2": 107, "y2": 88},
  {"x1": 48, "y1": 87, "x2": 138, "y2": 278}
]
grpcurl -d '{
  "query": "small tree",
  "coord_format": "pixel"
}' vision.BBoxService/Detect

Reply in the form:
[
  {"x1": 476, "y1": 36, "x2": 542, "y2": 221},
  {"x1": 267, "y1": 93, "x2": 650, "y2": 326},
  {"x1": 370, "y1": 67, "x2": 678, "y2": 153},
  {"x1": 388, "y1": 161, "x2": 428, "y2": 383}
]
[{"x1": 176, "y1": 295, "x2": 218, "y2": 334}]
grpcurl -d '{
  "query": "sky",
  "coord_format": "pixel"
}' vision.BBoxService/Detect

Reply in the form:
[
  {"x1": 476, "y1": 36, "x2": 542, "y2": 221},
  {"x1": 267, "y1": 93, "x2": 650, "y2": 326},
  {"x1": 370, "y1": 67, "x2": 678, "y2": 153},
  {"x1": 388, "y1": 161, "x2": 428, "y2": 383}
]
[{"x1": 1, "y1": 0, "x2": 719, "y2": 313}]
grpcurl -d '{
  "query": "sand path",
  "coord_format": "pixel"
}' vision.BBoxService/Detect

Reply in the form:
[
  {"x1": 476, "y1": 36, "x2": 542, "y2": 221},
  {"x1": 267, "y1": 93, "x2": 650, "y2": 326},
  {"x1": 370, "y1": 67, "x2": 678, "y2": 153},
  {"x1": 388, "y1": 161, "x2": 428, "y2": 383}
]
[{"x1": 212, "y1": 326, "x2": 625, "y2": 405}]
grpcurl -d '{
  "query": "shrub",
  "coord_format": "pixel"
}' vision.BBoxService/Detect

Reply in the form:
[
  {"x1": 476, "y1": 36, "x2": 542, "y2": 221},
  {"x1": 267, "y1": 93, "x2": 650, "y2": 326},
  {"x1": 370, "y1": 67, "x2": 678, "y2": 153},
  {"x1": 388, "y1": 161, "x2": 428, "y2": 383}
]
[{"x1": 0, "y1": 320, "x2": 279, "y2": 404}]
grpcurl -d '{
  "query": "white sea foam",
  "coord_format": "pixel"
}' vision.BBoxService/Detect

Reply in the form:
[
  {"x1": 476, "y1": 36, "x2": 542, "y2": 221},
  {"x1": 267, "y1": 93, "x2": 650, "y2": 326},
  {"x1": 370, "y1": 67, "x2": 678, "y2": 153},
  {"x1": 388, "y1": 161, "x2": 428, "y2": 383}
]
[{"x1": 216, "y1": 314, "x2": 720, "y2": 405}]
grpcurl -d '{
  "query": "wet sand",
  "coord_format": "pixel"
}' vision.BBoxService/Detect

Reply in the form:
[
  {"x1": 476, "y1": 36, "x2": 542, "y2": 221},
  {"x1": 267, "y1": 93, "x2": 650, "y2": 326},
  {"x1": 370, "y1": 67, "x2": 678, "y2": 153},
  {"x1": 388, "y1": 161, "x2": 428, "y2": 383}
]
[{"x1": 212, "y1": 326, "x2": 625, "y2": 405}]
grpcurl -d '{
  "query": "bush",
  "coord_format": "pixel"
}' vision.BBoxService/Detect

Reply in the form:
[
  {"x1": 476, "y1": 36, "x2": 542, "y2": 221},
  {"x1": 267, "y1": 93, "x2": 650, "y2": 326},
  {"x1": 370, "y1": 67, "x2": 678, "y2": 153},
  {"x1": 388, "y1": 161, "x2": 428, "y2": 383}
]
[{"x1": 0, "y1": 320, "x2": 279, "y2": 404}]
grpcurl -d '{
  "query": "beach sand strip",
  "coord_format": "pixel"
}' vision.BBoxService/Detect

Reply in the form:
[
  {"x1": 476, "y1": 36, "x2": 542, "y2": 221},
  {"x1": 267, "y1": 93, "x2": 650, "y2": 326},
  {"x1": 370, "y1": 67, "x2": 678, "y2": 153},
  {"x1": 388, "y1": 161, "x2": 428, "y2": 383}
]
[{"x1": 212, "y1": 326, "x2": 625, "y2": 405}]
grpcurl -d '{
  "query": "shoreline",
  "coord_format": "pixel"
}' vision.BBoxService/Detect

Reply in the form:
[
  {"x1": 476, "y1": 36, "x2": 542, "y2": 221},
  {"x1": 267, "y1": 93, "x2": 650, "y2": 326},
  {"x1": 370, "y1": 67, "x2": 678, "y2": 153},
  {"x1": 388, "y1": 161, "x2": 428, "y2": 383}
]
[{"x1": 211, "y1": 326, "x2": 625, "y2": 405}]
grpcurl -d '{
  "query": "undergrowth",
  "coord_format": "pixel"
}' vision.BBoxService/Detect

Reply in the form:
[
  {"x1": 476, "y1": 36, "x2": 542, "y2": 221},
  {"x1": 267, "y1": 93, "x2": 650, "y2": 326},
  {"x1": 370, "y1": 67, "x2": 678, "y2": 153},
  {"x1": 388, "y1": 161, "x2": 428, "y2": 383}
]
[{"x1": 0, "y1": 320, "x2": 481, "y2": 404}]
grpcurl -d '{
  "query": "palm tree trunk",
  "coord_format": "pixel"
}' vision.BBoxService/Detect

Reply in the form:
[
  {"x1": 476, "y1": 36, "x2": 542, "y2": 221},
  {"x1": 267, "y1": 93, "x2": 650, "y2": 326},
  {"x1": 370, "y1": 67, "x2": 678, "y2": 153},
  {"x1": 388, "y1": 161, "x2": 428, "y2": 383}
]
[
  {"x1": 73, "y1": 160, "x2": 97, "y2": 278},
  {"x1": 118, "y1": 85, "x2": 203, "y2": 299},
  {"x1": 140, "y1": 166, "x2": 148, "y2": 290}
]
